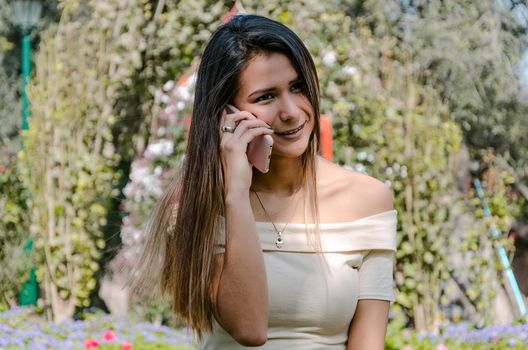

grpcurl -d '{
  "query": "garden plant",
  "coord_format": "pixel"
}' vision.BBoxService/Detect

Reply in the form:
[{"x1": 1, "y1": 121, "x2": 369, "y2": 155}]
[{"x1": 0, "y1": 0, "x2": 527, "y2": 349}]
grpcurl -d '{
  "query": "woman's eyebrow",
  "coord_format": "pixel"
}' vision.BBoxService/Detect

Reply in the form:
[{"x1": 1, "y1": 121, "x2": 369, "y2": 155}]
[
  {"x1": 248, "y1": 87, "x2": 275, "y2": 98},
  {"x1": 247, "y1": 77, "x2": 301, "y2": 98}
]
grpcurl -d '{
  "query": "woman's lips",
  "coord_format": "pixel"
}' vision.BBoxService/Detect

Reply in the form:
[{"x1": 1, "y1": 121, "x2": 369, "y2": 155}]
[{"x1": 275, "y1": 121, "x2": 306, "y2": 136}]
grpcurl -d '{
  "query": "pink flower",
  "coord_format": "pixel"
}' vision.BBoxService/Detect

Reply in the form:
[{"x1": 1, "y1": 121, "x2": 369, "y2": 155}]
[
  {"x1": 437, "y1": 345, "x2": 448, "y2": 350},
  {"x1": 403, "y1": 346, "x2": 413, "y2": 350},
  {"x1": 122, "y1": 342, "x2": 133, "y2": 350},
  {"x1": 402, "y1": 329, "x2": 411, "y2": 338},
  {"x1": 492, "y1": 336, "x2": 500, "y2": 343},
  {"x1": 84, "y1": 338, "x2": 100, "y2": 348},
  {"x1": 103, "y1": 330, "x2": 117, "y2": 342}
]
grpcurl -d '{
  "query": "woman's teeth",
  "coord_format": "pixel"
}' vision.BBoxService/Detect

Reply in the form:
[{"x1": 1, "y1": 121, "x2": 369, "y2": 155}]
[{"x1": 276, "y1": 122, "x2": 304, "y2": 135}]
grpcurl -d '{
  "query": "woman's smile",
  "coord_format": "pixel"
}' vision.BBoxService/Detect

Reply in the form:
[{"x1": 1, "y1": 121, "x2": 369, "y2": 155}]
[{"x1": 274, "y1": 120, "x2": 307, "y2": 139}]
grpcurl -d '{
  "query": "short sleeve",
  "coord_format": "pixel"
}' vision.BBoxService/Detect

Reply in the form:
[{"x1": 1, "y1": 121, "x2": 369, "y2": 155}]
[{"x1": 357, "y1": 249, "x2": 395, "y2": 301}]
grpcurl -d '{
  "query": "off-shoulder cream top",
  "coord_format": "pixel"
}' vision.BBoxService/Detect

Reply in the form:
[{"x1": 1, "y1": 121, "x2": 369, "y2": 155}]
[{"x1": 199, "y1": 210, "x2": 397, "y2": 350}]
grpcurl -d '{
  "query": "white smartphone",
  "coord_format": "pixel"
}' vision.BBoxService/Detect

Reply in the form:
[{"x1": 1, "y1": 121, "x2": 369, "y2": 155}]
[{"x1": 225, "y1": 104, "x2": 273, "y2": 173}]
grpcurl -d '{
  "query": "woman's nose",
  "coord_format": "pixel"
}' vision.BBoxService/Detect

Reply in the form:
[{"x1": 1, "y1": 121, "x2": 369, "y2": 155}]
[{"x1": 278, "y1": 95, "x2": 301, "y2": 122}]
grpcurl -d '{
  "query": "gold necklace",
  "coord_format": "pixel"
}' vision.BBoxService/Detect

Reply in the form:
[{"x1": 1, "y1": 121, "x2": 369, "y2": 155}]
[{"x1": 252, "y1": 190, "x2": 303, "y2": 249}]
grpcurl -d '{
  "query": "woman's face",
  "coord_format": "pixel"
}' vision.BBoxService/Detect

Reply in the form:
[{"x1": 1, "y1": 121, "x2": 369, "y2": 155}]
[{"x1": 232, "y1": 53, "x2": 314, "y2": 159}]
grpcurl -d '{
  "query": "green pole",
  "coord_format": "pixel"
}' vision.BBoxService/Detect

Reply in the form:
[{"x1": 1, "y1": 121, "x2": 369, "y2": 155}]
[
  {"x1": 19, "y1": 241, "x2": 37, "y2": 305},
  {"x1": 21, "y1": 32, "x2": 31, "y2": 131},
  {"x1": 19, "y1": 30, "x2": 38, "y2": 306}
]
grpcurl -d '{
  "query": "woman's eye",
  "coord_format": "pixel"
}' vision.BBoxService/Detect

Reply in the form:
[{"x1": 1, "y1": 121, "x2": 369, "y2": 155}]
[
  {"x1": 255, "y1": 93, "x2": 274, "y2": 102},
  {"x1": 291, "y1": 81, "x2": 305, "y2": 93}
]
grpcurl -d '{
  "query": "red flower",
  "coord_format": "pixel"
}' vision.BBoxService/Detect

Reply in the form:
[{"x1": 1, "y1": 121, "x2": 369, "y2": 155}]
[
  {"x1": 84, "y1": 338, "x2": 100, "y2": 348},
  {"x1": 103, "y1": 330, "x2": 117, "y2": 342},
  {"x1": 492, "y1": 336, "x2": 500, "y2": 343},
  {"x1": 0, "y1": 165, "x2": 5, "y2": 173},
  {"x1": 121, "y1": 342, "x2": 133, "y2": 350}
]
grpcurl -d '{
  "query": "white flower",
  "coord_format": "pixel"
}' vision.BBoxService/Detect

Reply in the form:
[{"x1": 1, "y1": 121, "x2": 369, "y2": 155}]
[
  {"x1": 129, "y1": 163, "x2": 150, "y2": 182},
  {"x1": 176, "y1": 101, "x2": 186, "y2": 111},
  {"x1": 163, "y1": 80, "x2": 175, "y2": 92},
  {"x1": 343, "y1": 65, "x2": 359, "y2": 76},
  {"x1": 160, "y1": 93, "x2": 171, "y2": 104},
  {"x1": 122, "y1": 183, "x2": 133, "y2": 198},
  {"x1": 124, "y1": 159, "x2": 167, "y2": 201},
  {"x1": 144, "y1": 178, "x2": 163, "y2": 197},
  {"x1": 144, "y1": 139, "x2": 174, "y2": 159},
  {"x1": 401, "y1": 166, "x2": 408, "y2": 178},
  {"x1": 354, "y1": 163, "x2": 366, "y2": 173},
  {"x1": 357, "y1": 150, "x2": 367, "y2": 160},
  {"x1": 121, "y1": 225, "x2": 142, "y2": 245},
  {"x1": 123, "y1": 216, "x2": 132, "y2": 226},
  {"x1": 134, "y1": 191, "x2": 143, "y2": 202},
  {"x1": 133, "y1": 229, "x2": 142, "y2": 243},
  {"x1": 323, "y1": 51, "x2": 337, "y2": 67},
  {"x1": 175, "y1": 85, "x2": 191, "y2": 101}
]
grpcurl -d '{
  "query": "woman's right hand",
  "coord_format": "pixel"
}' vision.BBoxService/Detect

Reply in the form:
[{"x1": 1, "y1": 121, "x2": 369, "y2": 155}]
[{"x1": 219, "y1": 106, "x2": 273, "y2": 195}]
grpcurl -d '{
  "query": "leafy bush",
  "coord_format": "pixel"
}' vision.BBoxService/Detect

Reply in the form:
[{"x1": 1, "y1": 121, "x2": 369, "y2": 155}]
[
  {"x1": 0, "y1": 158, "x2": 32, "y2": 311},
  {"x1": 20, "y1": 0, "x2": 154, "y2": 322}
]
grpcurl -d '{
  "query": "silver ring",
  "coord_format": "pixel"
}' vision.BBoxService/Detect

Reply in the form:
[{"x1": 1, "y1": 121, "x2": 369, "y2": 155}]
[{"x1": 222, "y1": 125, "x2": 235, "y2": 133}]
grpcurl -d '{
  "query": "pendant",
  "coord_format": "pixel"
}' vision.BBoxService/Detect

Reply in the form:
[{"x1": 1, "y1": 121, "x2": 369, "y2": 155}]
[{"x1": 275, "y1": 231, "x2": 283, "y2": 249}]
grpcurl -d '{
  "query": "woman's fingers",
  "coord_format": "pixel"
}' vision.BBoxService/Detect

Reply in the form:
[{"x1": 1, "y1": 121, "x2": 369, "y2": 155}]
[
  {"x1": 221, "y1": 120, "x2": 272, "y2": 149},
  {"x1": 221, "y1": 125, "x2": 273, "y2": 150},
  {"x1": 232, "y1": 119, "x2": 271, "y2": 137},
  {"x1": 239, "y1": 126, "x2": 274, "y2": 145},
  {"x1": 220, "y1": 108, "x2": 272, "y2": 143},
  {"x1": 221, "y1": 109, "x2": 254, "y2": 130},
  {"x1": 218, "y1": 107, "x2": 273, "y2": 191}
]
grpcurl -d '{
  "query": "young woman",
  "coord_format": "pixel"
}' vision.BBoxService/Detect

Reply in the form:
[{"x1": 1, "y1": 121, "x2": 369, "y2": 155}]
[{"x1": 133, "y1": 14, "x2": 396, "y2": 350}]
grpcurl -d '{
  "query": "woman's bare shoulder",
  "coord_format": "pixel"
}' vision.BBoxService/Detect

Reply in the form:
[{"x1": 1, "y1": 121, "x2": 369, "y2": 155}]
[{"x1": 317, "y1": 157, "x2": 393, "y2": 222}]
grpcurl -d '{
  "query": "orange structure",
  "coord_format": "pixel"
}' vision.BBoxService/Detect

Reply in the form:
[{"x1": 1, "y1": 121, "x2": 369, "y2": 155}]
[{"x1": 320, "y1": 114, "x2": 333, "y2": 161}]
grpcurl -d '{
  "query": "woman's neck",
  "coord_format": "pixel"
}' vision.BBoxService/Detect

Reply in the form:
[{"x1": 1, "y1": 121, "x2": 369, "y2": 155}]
[{"x1": 250, "y1": 156, "x2": 306, "y2": 196}]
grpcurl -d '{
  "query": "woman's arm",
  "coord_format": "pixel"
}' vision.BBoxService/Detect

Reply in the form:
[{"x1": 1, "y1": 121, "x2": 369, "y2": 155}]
[
  {"x1": 211, "y1": 191, "x2": 269, "y2": 346},
  {"x1": 347, "y1": 299, "x2": 390, "y2": 350},
  {"x1": 210, "y1": 109, "x2": 273, "y2": 346},
  {"x1": 345, "y1": 173, "x2": 394, "y2": 349}
]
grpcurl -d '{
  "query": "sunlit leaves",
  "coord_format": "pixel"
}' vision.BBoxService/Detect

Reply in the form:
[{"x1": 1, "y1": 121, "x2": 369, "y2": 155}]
[{"x1": 19, "y1": 0, "x2": 152, "y2": 322}]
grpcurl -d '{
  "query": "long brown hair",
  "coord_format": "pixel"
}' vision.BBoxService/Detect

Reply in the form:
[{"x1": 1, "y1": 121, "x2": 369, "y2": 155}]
[{"x1": 131, "y1": 14, "x2": 322, "y2": 339}]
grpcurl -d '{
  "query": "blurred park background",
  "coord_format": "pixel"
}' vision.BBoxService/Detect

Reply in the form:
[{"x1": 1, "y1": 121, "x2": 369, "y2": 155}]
[{"x1": 2, "y1": 0, "x2": 528, "y2": 349}]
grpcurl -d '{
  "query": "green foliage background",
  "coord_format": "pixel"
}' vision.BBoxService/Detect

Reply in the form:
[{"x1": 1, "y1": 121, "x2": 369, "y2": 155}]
[
  {"x1": 0, "y1": 159, "x2": 31, "y2": 311},
  {"x1": 0, "y1": 0, "x2": 60, "y2": 155},
  {"x1": 19, "y1": 0, "x2": 153, "y2": 322},
  {"x1": 0, "y1": 0, "x2": 526, "y2": 335}
]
